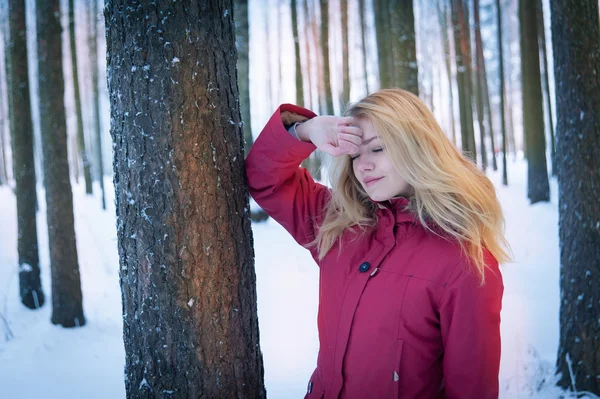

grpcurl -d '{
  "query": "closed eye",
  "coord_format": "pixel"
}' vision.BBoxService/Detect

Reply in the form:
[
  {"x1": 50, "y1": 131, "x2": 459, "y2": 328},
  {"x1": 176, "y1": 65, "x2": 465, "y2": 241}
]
[{"x1": 373, "y1": 148, "x2": 383, "y2": 153}]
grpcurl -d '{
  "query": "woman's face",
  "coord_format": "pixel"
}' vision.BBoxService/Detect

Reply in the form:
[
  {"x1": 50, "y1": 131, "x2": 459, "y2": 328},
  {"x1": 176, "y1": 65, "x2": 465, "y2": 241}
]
[{"x1": 350, "y1": 118, "x2": 414, "y2": 201}]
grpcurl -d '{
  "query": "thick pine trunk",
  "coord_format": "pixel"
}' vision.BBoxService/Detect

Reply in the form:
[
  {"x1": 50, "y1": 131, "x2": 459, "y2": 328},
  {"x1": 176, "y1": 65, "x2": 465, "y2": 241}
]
[
  {"x1": 390, "y1": 0, "x2": 418, "y2": 95},
  {"x1": 36, "y1": 0, "x2": 84, "y2": 327},
  {"x1": 88, "y1": 0, "x2": 106, "y2": 209},
  {"x1": 451, "y1": 0, "x2": 477, "y2": 161},
  {"x1": 69, "y1": 0, "x2": 92, "y2": 194},
  {"x1": 374, "y1": 0, "x2": 391, "y2": 89},
  {"x1": 106, "y1": 1, "x2": 266, "y2": 396},
  {"x1": 551, "y1": 0, "x2": 600, "y2": 394},
  {"x1": 519, "y1": 0, "x2": 550, "y2": 204},
  {"x1": 234, "y1": 0, "x2": 253, "y2": 156},
  {"x1": 8, "y1": 0, "x2": 44, "y2": 309}
]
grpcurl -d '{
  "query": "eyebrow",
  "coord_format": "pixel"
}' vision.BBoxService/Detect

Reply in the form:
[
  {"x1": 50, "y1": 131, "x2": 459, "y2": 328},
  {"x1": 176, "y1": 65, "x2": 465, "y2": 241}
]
[{"x1": 361, "y1": 136, "x2": 380, "y2": 146}]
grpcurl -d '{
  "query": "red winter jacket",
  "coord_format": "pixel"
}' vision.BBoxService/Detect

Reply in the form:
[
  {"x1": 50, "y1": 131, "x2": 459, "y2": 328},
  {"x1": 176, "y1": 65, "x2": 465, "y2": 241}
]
[{"x1": 245, "y1": 104, "x2": 504, "y2": 399}]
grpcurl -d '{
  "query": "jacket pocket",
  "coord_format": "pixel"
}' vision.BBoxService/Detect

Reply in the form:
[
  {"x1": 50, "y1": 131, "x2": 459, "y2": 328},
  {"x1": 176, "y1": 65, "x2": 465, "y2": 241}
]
[
  {"x1": 393, "y1": 339, "x2": 405, "y2": 398},
  {"x1": 304, "y1": 368, "x2": 325, "y2": 399}
]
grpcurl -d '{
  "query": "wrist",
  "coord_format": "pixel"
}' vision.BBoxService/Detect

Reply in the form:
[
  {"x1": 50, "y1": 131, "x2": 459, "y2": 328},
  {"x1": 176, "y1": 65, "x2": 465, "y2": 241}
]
[{"x1": 295, "y1": 119, "x2": 312, "y2": 142}]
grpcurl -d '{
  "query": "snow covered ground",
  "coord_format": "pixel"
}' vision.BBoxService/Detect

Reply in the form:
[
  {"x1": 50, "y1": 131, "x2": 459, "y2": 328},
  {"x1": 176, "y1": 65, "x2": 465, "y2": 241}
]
[{"x1": 0, "y1": 158, "x2": 596, "y2": 398}]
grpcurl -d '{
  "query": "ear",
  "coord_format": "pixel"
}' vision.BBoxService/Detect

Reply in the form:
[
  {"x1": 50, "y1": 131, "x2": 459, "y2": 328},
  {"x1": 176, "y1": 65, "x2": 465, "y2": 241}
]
[{"x1": 280, "y1": 111, "x2": 309, "y2": 127}]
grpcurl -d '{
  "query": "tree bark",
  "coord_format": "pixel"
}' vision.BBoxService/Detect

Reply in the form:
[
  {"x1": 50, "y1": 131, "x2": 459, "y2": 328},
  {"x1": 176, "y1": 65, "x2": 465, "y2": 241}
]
[
  {"x1": 8, "y1": 0, "x2": 45, "y2": 309},
  {"x1": 341, "y1": 0, "x2": 350, "y2": 107},
  {"x1": 359, "y1": 0, "x2": 369, "y2": 94},
  {"x1": 106, "y1": 1, "x2": 266, "y2": 396},
  {"x1": 438, "y1": 0, "x2": 457, "y2": 146},
  {"x1": 551, "y1": 0, "x2": 600, "y2": 394},
  {"x1": 319, "y1": 0, "x2": 334, "y2": 114},
  {"x1": 374, "y1": 0, "x2": 391, "y2": 89},
  {"x1": 519, "y1": 0, "x2": 550, "y2": 203},
  {"x1": 234, "y1": 0, "x2": 253, "y2": 157},
  {"x1": 389, "y1": 0, "x2": 418, "y2": 95},
  {"x1": 36, "y1": 0, "x2": 84, "y2": 326},
  {"x1": 291, "y1": 0, "x2": 304, "y2": 108},
  {"x1": 69, "y1": 0, "x2": 92, "y2": 194},
  {"x1": 496, "y1": 0, "x2": 508, "y2": 185},
  {"x1": 88, "y1": 0, "x2": 106, "y2": 209},
  {"x1": 451, "y1": 0, "x2": 477, "y2": 161},
  {"x1": 474, "y1": 0, "x2": 488, "y2": 170}
]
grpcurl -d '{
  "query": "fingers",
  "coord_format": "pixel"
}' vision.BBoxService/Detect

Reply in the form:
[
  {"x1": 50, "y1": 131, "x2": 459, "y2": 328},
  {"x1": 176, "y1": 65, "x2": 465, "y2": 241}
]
[
  {"x1": 337, "y1": 116, "x2": 359, "y2": 127},
  {"x1": 337, "y1": 132, "x2": 361, "y2": 146}
]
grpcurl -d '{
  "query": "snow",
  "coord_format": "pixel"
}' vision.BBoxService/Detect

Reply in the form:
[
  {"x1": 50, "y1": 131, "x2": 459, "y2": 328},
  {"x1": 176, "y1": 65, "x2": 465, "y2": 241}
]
[{"x1": 0, "y1": 159, "x2": 597, "y2": 398}]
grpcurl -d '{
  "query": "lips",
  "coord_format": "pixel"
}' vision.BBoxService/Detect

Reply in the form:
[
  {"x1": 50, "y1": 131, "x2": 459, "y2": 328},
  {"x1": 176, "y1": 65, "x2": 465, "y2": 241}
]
[{"x1": 363, "y1": 177, "x2": 383, "y2": 187}]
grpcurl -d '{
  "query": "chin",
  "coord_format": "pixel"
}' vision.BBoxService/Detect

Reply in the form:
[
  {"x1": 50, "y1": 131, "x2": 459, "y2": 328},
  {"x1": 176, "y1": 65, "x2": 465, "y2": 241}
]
[{"x1": 368, "y1": 193, "x2": 393, "y2": 202}]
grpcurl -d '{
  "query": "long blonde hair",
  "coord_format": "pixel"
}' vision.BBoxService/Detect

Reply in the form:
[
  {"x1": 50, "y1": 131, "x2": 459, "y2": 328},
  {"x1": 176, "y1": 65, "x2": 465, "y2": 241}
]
[{"x1": 311, "y1": 89, "x2": 512, "y2": 283}]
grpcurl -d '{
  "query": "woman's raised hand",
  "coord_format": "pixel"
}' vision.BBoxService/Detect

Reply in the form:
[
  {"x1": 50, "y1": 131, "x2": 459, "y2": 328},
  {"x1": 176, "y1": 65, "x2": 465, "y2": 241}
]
[{"x1": 296, "y1": 116, "x2": 363, "y2": 157}]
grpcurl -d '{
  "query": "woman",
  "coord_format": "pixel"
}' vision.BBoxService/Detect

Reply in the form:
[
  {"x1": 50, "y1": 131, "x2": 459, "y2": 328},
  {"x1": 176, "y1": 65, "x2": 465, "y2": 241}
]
[{"x1": 245, "y1": 89, "x2": 511, "y2": 398}]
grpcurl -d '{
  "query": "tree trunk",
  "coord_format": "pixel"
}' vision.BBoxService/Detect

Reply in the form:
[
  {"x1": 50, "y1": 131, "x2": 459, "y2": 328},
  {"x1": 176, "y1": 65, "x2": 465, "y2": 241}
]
[
  {"x1": 496, "y1": 0, "x2": 508, "y2": 185},
  {"x1": 374, "y1": 0, "x2": 392, "y2": 89},
  {"x1": 552, "y1": 0, "x2": 600, "y2": 393},
  {"x1": 88, "y1": 0, "x2": 105, "y2": 209},
  {"x1": 389, "y1": 0, "x2": 418, "y2": 95},
  {"x1": 536, "y1": 0, "x2": 556, "y2": 176},
  {"x1": 319, "y1": 0, "x2": 334, "y2": 114},
  {"x1": 291, "y1": 0, "x2": 304, "y2": 108},
  {"x1": 234, "y1": 0, "x2": 253, "y2": 157},
  {"x1": 359, "y1": 0, "x2": 369, "y2": 94},
  {"x1": 8, "y1": 0, "x2": 45, "y2": 309},
  {"x1": 519, "y1": 0, "x2": 549, "y2": 204},
  {"x1": 341, "y1": 0, "x2": 350, "y2": 107},
  {"x1": 481, "y1": 38, "x2": 497, "y2": 172},
  {"x1": 451, "y1": 0, "x2": 477, "y2": 161},
  {"x1": 473, "y1": 0, "x2": 488, "y2": 170},
  {"x1": 439, "y1": 0, "x2": 457, "y2": 146},
  {"x1": 0, "y1": 56, "x2": 8, "y2": 185},
  {"x1": 36, "y1": 0, "x2": 84, "y2": 327},
  {"x1": 106, "y1": 1, "x2": 266, "y2": 396},
  {"x1": 303, "y1": 0, "x2": 314, "y2": 110}
]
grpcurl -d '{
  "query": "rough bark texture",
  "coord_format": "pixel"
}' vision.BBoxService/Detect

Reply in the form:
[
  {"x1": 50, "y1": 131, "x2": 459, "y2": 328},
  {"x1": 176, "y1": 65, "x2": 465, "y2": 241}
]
[
  {"x1": 551, "y1": 0, "x2": 600, "y2": 394},
  {"x1": 374, "y1": 0, "x2": 391, "y2": 89},
  {"x1": 36, "y1": 0, "x2": 85, "y2": 327},
  {"x1": 451, "y1": 0, "x2": 477, "y2": 161},
  {"x1": 69, "y1": 0, "x2": 92, "y2": 194},
  {"x1": 234, "y1": 0, "x2": 253, "y2": 156},
  {"x1": 496, "y1": 0, "x2": 508, "y2": 185},
  {"x1": 105, "y1": 1, "x2": 266, "y2": 397},
  {"x1": 319, "y1": 0, "x2": 334, "y2": 114},
  {"x1": 389, "y1": 0, "x2": 418, "y2": 95},
  {"x1": 291, "y1": 0, "x2": 304, "y2": 108},
  {"x1": 8, "y1": 0, "x2": 44, "y2": 309},
  {"x1": 519, "y1": 0, "x2": 549, "y2": 204},
  {"x1": 473, "y1": 0, "x2": 488, "y2": 170},
  {"x1": 89, "y1": 0, "x2": 106, "y2": 209}
]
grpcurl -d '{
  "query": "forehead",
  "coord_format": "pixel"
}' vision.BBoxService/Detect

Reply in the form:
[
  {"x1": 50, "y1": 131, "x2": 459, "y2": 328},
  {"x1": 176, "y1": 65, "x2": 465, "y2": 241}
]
[{"x1": 355, "y1": 117, "x2": 380, "y2": 142}]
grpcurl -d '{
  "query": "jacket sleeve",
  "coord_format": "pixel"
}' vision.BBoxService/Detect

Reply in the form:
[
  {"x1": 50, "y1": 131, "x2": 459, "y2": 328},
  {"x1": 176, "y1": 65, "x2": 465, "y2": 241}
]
[
  {"x1": 245, "y1": 104, "x2": 331, "y2": 252},
  {"x1": 439, "y1": 250, "x2": 504, "y2": 399}
]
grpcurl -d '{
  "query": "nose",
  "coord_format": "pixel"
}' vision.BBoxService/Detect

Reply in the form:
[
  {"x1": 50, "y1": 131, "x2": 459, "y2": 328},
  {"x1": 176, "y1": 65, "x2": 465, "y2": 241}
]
[{"x1": 355, "y1": 156, "x2": 374, "y2": 173}]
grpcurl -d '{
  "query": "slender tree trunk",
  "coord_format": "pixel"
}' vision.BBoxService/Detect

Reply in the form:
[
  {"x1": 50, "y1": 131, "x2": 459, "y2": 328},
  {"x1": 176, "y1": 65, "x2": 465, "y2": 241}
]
[
  {"x1": 88, "y1": 0, "x2": 106, "y2": 209},
  {"x1": 291, "y1": 0, "x2": 304, "y2": 108},
  {"x1": 303, "y1": 0, "x2": 314, "y2": 110},
  {"x1": 264, "y1": 5, "x2": 273, "y2": 110},
  {"x1": 536, "y1": 0, "x2": 556, "y2": 176},
  {"x1": 474, "y1": 0, "x2": 488, "y2": 170},
  {"x1": 277, "y1": 2, "x2": 283, "y2": 105},
  {"x1": 451, "y1": 0, "x2": 477, "y2": 161},
  {"x1": 341, "y1": 0, "x2": 350, "y2": 107},
  {"x1": 36, "y1": 0, "x2": 84, "y2": 326},
  {"x1": 319, "y1": 0, "x2": 334, "y2": 114},
  {"x1": 69, "y1": 0, "x2": 92, "y2": 194},
  {"x1": 481, "y1": 39, "x2": 498, "y2": 171},
  {"x1": 0, "y1": 59, "x2": 8, "y2": 185},
  {"x1": 496, "y1": 0, "x2": 508, "y2": 185},
  {"x1": 106, "y1": 1, "x2": 266, "y2": 395},
  {"x1": 359, "y1": 0, "x2": 369, "y2": 94},
  {"x1": 374, "y1": 0, "x2": 392, "y2": 89},
  {"x1": 234, "y1": 0, "x2": 253, "y2": 157},
  {"x1": 519, "y1": 0, "x2": 550, "y2": 204},
  {"x1": 8, "y1": 0, "x2": 45, "y2": 309},
  {"x1": 439, "y1": 0, "x2": 457, "y2": 146},
  {"x1": 551, "y1": 0, "x2": 600, "y2": 394}
]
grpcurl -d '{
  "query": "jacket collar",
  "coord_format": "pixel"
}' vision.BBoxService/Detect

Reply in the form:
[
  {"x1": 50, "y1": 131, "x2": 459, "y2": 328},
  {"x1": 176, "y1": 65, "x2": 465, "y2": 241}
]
[{"x1": 374, "y1": 196, "x2": 417, "y2": 224}]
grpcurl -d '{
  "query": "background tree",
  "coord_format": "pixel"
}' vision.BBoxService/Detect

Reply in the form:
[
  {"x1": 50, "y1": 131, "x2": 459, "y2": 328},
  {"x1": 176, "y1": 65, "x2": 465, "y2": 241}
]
[
  {"x1": 390, "y1": 0, "x2": 418, "y2": 94},
  {"x1": 496, "y1": 0, "x2": 508, "y2": 185},
  {"x1": 438, "y1": 0, "x2": 457, "y2": 145},
  {"x1": 551, "y1": 0, "x2": 600, "y2": 394},
  {"x1": 8, "y1": 0, "x2": 44, "y2": 309},
  {"x1": 473, "y1": 0, "x2": 488, "y2": 170},
  {"x1": 319, "y1": 0, "x2": 333, "y2": 114},
  {"x1": 88, "y1": 0, "x2": 106, "y2": 209},
  {"x1": 341, "y1": 0, "x2": 350, "y2": 107},
  {"x1": 69, "y1": 0, "x2": 92, "y2": 193},
  {"x1": 106, "y1": 0, "x2": 266, "y2": 396},
  {"x1": 359, "y1": 0, "x2": 369, "y2": 94},
  {"x1": 451, "y1": 0, "x2": 477, "y2": 161},
  {"x1": 36, "y1": 0, "x2": 85, "y2": 327},
  {"x1": 519, "y1": 0, "x2": 549, "y2": 203},
  {"x1": 291, "y1": 0, "x2": 304, "y2": 108},
  {"x1": 234, "y1": 0, "x2": 253, "y2": 156}
]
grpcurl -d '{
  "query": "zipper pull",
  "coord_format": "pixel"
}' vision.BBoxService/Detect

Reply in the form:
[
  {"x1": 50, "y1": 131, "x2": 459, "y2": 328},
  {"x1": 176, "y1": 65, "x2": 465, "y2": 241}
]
[{"x1": 370, "y1": 267, "x2": 379, "y2": 277}]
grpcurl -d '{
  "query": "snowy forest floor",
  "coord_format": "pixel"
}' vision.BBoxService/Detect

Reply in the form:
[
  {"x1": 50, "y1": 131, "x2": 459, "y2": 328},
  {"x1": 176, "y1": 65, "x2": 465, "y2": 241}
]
[{"x1": 0, "y1": 157, "x2": 596, "y2": 398}]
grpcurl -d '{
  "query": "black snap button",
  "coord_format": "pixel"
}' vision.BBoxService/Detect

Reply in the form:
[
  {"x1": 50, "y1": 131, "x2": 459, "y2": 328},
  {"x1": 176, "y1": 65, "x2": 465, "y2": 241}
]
[
  {"x1": 307, "y1": 381, "x2": 313, "y2": 394},
  {"x1": 359, "y1": 262, "x2": 370, "y2": 273}
]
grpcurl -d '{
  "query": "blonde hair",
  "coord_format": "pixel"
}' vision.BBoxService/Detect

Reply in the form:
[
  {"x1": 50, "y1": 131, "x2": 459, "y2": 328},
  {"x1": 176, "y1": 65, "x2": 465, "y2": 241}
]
[{"x1": 311, "y1": 89, "x2": 512, "y2": 283}]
